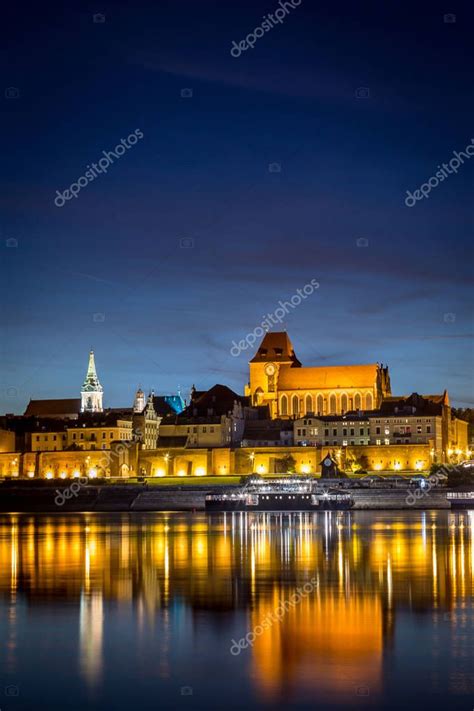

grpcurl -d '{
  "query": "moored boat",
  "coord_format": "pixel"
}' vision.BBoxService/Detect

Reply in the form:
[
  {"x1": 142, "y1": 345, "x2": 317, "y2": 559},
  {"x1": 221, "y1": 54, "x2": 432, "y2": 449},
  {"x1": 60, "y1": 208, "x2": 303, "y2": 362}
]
[
  {"x1": 205, "y1": 477, "x2": 354, "y2": 512},
  {"x1": 447, "y1": 491, "x2": 474, "y2": 509}
]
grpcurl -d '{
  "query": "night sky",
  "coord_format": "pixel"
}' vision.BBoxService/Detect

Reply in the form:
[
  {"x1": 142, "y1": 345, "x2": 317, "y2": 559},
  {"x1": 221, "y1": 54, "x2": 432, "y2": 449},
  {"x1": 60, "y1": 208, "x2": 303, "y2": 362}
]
[{"x1": 1, "y1": 0, "x2": 473, "y2": 414}]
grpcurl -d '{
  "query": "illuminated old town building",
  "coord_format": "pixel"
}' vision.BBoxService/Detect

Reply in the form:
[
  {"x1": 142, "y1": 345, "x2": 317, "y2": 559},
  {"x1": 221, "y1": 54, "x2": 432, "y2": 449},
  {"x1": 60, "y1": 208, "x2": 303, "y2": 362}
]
[
  {"x1": 0, "y1": 340, "x2": 470, "y2": 477},
  {"x1": 158, "y1": 385, "x2": 252, "y2": 449},
  {"x1": 292, "y1": 391, "x2": 467, "y2": 465},
  {"x1": 246, "y1": 332, "x2": 391, "y2": 418}
]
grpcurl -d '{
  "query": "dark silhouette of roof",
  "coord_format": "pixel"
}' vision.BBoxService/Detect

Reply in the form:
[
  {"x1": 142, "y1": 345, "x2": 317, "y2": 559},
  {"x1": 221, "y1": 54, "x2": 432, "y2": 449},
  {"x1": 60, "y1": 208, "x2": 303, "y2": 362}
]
[
  {"x1": 69, "y1": 410, "x2": 133, "y2": 428},
  {"x1": 250, "y1": 332, "x2": 301, "y2": 366},
  {"x1": 378, "y1": 392, "x2": 448, "y2": 416},
  {"x1": 24, "y1": 399, "x2": 81, "y2": 417},
  {"x1": 183, "y1": 384, "x2": 248, "y2": 418}
]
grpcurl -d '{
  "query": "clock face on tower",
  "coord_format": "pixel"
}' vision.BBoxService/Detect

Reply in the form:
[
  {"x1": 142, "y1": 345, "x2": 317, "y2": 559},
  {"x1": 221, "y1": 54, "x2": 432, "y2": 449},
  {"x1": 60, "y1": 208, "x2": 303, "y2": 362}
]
[
  {"x1": 324, "y1": 457, "x2": 332, "y2": 467},
  {"x1": 265, "y1": 363, "x2": 276, "y2": 376}
]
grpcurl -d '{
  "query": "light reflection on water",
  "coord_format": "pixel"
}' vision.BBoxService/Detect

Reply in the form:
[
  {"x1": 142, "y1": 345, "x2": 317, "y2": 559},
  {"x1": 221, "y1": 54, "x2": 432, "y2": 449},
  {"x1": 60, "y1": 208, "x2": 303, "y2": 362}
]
[{"x1": 0, "y1": 510, "x2": 472, "y2": 710}]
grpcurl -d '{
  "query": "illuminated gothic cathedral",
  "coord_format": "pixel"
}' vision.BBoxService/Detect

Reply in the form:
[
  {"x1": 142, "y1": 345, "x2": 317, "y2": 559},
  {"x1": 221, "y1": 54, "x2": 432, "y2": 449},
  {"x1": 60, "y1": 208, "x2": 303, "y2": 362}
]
[{"x1": 246, "y1": 332, "x2": 391, "y2": 418}]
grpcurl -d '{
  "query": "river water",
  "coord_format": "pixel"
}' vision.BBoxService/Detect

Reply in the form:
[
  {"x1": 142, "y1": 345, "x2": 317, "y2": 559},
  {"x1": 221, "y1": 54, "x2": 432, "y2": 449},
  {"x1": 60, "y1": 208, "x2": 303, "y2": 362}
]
[{"x1": 0, "y1": 510, "x2": 472, "y2": 710}]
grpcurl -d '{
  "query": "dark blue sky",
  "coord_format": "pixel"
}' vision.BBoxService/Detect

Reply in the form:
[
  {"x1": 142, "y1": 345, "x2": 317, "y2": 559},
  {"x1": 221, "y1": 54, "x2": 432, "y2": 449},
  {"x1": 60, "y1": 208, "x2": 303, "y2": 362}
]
[{"x1": 1, "y1": 0, "x2": 473, "y2": 413}]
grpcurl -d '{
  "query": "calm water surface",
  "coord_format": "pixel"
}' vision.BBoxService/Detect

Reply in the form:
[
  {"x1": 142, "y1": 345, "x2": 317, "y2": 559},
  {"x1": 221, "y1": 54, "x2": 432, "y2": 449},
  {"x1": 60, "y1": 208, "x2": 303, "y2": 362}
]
[{"x1": 0, "y1": 510, "x2": 473, "y2": 710}]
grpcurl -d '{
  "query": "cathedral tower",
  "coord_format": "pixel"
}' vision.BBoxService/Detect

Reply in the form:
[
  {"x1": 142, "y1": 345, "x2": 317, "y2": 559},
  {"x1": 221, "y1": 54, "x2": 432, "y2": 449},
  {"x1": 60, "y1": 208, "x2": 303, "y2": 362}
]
[
  {"x1": 81, "y1": 350, "x2": 103, "y2": 413},
  {"x1": 247, "y1": 332, "x2": 391, "y2": 419}
]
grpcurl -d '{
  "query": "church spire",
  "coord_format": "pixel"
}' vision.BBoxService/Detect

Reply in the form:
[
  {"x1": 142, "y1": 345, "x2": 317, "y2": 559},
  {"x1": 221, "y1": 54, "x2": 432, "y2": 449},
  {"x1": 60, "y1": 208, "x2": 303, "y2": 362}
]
[
  {"x1": 86, "y1": 350, "x2": 99, "y2": 380},
  {"x1": 81, "y1": 350, "x2": 103, "y2": 413}
]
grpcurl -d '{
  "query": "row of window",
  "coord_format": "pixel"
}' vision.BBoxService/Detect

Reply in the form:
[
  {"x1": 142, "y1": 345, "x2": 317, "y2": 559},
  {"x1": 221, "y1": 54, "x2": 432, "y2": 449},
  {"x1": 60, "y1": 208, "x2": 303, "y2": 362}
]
[
  {"x1": 374, "y1": 425, "x2": 431, "y2": 435},
  {"x1": 281, "y1": 393, "x2": 373, "y2": 415},
  {"x1": 298, "y1": 440, "x2": 370, "y2": 447},
  {"x1": 35, "y1": 434, "x2": 66, "y2": 442},
  {"x1": 35, "y1": 432, "x2": 130, "y2": 444},
  {"x1": 373, "y1": 419, "x2": 432, "y2": 424},
  {"x1": 297, "y1": 424, "x2": 433, "y2": 437},
  {"x1": 35, "y1": 431, "x2": 128, "y2": 442},
  {"x1": 296, "y1": 427, "x2": 369, "y2": 437},
  {"x1": 187, "y1": 426, "x2": 215, "y2": 434}
]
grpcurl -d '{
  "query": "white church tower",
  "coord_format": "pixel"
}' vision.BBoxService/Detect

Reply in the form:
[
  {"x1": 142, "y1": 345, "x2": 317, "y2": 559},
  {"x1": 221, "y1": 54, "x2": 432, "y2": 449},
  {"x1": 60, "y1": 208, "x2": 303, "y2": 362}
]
[
  {"x1": 133, "y1": 387, "x2": 146, "y2": 413},
  {"x1": 81, "y1": 350, "x2": 103, "y2": 413}
]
